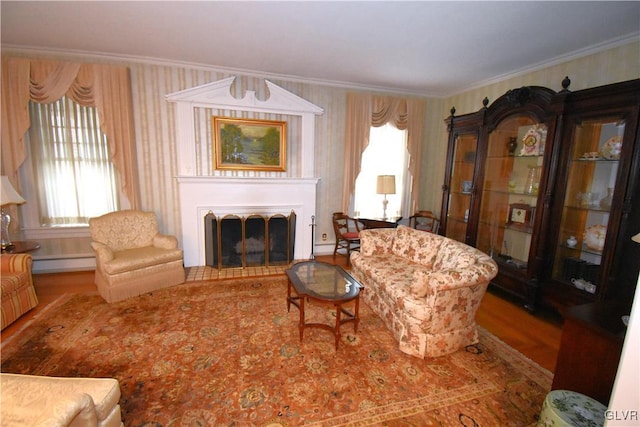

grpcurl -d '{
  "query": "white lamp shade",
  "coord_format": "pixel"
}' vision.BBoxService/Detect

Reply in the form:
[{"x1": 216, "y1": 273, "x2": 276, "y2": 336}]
[
  {"x1": 633, "y1": 233, "x2": 640, "y2": 243},
  {"x1": 376, "y1": 175, "x2": 396, "y2": 195},
  {"x1": 1, "y1": 176, "x2": 26, "y2": 206}
]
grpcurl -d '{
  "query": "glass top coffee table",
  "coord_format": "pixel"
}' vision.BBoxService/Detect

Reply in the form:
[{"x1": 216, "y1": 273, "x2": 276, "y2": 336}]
[{"x1": 286, "y1": 260, "x2": 363, "y2": 349}]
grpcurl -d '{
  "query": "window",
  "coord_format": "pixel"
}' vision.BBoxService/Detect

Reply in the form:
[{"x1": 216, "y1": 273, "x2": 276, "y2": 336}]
[
  {"x1": 27, "y1": 97, "x2": 119, "y2": 227},
  {"x1": 354, "y1": 123, "x2": 410, "y2": 219}
]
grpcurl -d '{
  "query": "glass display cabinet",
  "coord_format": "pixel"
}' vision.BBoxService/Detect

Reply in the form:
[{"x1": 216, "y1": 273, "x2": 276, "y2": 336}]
[
  {"x1": 441, "y1": 78, "x2": 640, "y2": 313},
  {"x1": 551, "y1": 118, "x2": 623, "y2": 294},
  {"x1": 440, "y1": 107, "x2": 483, "y2": 243},
  {"x1": 542, "y1": 79, "x2": 640, "y2": 310},
  {"x1": 442, "y1": 86, "x2": 556, "y2": 310},
  {"x1": 477, "y1": 118, "x2": 547, "y2": 272}
]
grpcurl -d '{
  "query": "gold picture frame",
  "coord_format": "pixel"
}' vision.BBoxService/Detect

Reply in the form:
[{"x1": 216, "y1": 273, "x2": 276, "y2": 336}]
[{"x1": 213, "y1": 117, "x2": 287, "y2": 171}]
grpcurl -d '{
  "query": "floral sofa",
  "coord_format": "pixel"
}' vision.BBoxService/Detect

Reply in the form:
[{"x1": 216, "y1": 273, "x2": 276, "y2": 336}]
[{"x1": 350, "y1": 225, "x2": 498, "y2": 358}]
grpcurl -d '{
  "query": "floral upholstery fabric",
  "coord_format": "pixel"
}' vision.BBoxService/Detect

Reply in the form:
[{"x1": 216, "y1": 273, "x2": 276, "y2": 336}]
[
  {"x1": 89, "y1": 210, "x2": 160, "y2": 251},
  {"x1": 350, "y1": 225, "x2": 498, "y2": 358}
]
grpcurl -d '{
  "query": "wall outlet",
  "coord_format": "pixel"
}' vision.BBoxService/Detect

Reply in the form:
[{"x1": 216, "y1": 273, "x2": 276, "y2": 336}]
[{"x1": 321, "y1": 233, "x2": 328, "y2": 241}]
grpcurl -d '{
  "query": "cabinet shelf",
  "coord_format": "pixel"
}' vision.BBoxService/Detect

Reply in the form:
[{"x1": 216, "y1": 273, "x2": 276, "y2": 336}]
[
  {"x1": 561, "y1": 243, "x2": 603, "y2": 256},
  {"x1": 564, "y1": 204, "x2": 611, "y2": 213},
  {"x1": 484, "y1": 189, "x2": 539, "y2": 198},
  {"x1": 574, "y1": 158, "x2": 619, "y2": 163}
]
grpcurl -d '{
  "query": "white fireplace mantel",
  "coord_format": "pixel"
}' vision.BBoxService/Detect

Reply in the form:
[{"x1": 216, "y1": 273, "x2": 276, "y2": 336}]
[{"x1": 166, "y1": 77, "x2": 324, "y2": 266}]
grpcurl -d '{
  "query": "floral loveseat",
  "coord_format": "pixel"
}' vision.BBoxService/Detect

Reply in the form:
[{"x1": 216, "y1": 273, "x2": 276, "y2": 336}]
[{"x1": 350, "y1": 225, "x2": 498, "y2": 358}]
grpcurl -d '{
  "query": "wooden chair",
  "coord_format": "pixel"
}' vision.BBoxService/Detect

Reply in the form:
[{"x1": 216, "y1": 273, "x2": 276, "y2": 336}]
[
  {"x1": 332, "y1": 212, "x2": 361, "y2": 265},
  {"x1": 409, "y1": 210, "x2": 440, "y2": 233}
]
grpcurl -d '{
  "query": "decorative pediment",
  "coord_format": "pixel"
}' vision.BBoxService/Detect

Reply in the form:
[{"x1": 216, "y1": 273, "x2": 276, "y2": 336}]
[{"x1": 166, "y1": 76, "x2": 324, "y2": 115}]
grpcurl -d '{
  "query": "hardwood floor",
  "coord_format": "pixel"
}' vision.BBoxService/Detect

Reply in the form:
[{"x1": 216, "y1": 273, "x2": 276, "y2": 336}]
[{"x1": 1, "y1": 255, "x2": 562, "y2": 372}]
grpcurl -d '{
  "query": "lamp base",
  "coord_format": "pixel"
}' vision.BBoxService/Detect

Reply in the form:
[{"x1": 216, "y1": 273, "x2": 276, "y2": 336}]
[
  {"x1": 381, "y1": 197, "x2": 389, "y2": 221},
  {"x1": 1, "y1": 208, "x2": 13, "y2": 249}
]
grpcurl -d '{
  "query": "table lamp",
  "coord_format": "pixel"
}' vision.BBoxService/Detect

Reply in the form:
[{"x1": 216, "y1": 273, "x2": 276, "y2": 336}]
[
  {"x1": 376, "y1": 175, "x2": 396, "y2": 221},
  {"x1": 1, "y1": 176, "x2": 26, "y2": 249}
]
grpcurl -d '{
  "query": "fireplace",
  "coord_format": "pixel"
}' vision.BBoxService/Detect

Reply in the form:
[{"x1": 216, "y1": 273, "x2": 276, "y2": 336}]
[
  {"x1": 205, "y1": 211, "x2": 296, "y2": 269},
  {"x1": 166, "y1": 77, "x2": 323, "y2": 267}
]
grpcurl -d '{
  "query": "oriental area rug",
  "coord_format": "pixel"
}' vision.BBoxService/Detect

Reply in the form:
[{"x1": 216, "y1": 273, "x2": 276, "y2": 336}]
[{"x1": 1, "y1": 276, "x2": 552, "y2": 426}]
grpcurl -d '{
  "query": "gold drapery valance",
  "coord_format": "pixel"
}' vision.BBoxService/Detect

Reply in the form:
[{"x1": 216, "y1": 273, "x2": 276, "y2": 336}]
[
  {"x1": 1, "y1": 57, "x2": 141, "y2": 209},
  {"x1": 341, "y1": 93, "x2": 426, "y2": 213}
]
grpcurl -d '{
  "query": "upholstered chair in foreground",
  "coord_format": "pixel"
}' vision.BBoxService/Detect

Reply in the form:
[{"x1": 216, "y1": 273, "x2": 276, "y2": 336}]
[
  {"x1": 1, "y1": 253, "x2": 38, "y2": 330},
  {"x1": 89, "y1": 210, "x2": 185, "y2": 303}
]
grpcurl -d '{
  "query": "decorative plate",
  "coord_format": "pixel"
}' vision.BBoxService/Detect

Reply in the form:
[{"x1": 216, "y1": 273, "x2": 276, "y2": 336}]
[
  {"x1": 519, "y1": 125, "x2": 546, "y2": 156},
  {"x1": 600, "y1": 135, "x2": 622, "y2": 160}
]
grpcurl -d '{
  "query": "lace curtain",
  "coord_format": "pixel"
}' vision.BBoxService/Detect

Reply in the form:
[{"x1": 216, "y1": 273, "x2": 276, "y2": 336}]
[
  {"x1": 341, "y1": 93, "x2": 426, "y2": 213},
  {"x1": 0, "y1": 57, "x2": 141, "y2": 210}
]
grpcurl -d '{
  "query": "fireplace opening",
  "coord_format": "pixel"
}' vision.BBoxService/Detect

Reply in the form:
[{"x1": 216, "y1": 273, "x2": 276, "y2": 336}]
[{"x1": 205, "y1": 211, "x2": 296, "y2": 269}]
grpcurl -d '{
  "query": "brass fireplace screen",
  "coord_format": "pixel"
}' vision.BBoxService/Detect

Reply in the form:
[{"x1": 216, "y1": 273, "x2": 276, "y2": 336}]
[{"x1": 204, "y1": 211, "x2": 296, "y2": 269}]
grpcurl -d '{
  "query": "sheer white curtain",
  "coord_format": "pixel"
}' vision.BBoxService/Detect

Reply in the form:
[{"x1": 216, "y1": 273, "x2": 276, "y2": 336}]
[
  {"x1": 28, "y1": 97, "x2": 119, "y2": 226},
  {"x1": 354, "y1": 123, "x2": 409, "y2": 219}
]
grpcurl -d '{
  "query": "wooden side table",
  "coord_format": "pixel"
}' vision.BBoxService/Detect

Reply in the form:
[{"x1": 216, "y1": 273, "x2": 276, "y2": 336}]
[
  {"x1": 551, "y1": 300, "x2": 628, "y2": 405},
  {"x1": 1, "y1": 240, "x2": 40, "y2": 254},
  {"x1": 358, "y1": 217, "x2": 402, "y2": 229}
]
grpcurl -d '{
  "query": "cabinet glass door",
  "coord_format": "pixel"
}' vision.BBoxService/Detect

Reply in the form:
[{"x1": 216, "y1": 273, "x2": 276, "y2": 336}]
[
  {"x1": 444, "y1": 132, "x2": 477, "y2": 242},
  {"x1": 476, "y1": 116, "x2": 547, "y2": 270},
  {"x1": 551, "y1": 117, "x2": 624, "y2": 296}
]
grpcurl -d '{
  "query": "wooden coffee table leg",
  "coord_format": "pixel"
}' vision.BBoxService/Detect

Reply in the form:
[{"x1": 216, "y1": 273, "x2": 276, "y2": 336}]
[
  {"x1": 334, "y1": 303, "x2": 341, "y2": 349},
  {"x1": 299, "y1": 296, "x2": 305, "y2": 341},
  {"x1": 354, "y1": 296, "x2": 360, "y2": 333}
]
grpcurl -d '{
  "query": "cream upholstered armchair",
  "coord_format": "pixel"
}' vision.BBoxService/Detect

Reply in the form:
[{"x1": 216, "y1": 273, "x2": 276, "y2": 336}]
[{"x1": 89, "y1": 210, "x2": 185, "y2": 303}]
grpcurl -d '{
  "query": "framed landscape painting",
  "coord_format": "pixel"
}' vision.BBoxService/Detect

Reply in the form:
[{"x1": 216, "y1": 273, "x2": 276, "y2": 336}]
[{"x1": 213, "y1": 117, "x2": 287, "y2": 171}]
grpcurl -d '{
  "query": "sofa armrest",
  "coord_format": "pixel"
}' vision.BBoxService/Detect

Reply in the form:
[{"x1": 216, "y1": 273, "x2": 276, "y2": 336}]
[
  {"x1": 359, "y1": 228, "x2": 395, "y2": 255},
  {"x1": 0, "y1": 253, "x2": 33, "y2": 274},
  {"x1": 153, "y1": 234, "x2": 178, "y2": 250},
  {"x1": 91, "y1": 242, "x2": 114, "y2": 263},
  {"x1": 410, "y1": 260, "x2": 497, "y2": 298}
]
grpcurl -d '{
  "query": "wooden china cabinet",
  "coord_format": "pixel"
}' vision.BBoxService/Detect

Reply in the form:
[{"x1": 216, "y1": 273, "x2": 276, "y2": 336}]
[{"x1": 440, "y1": 78, "x2": 640, "y2": 312}]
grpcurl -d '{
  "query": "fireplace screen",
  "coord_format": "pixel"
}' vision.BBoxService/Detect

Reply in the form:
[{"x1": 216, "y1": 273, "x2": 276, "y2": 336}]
[{"x1": 205, "y1": 211, "x2": 296, "y2": 269}]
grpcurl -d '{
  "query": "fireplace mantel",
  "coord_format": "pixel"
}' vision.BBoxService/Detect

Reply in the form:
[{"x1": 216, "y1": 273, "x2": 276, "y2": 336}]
[
  {"x1": 177, "y1": 176, "x2": 319, "y2": 266},
  {"x1": 167, "y1": 76, "x2": 324, "y2": 267}
]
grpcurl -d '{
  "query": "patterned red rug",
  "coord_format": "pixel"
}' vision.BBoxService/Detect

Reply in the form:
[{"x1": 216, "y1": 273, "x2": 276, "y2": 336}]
[{"x1": 1, "y1": 276, "x2": 551, "y2": 426}]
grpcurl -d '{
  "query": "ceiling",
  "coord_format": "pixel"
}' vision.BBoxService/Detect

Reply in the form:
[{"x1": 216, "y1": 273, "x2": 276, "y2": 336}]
[{"x1": 2, "y1": 1, "x2": 639, "y2": 97}]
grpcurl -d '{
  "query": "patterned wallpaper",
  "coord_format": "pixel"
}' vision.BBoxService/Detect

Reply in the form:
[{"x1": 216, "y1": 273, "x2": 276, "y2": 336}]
[{"x1": 7, "y1": 40, "x2": 638, "y2": 256}]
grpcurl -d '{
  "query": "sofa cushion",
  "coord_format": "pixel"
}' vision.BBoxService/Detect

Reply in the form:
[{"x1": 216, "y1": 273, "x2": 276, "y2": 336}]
[
  {"x1": 391, "y1": 225, "x2": 442, "y2": 268},
  {"x1": 89, "y1": 210, "x2": 159, "y2": 251},
  {"x1": 103, "y1": 246, "x2": 183, "y2": 274},
  {"x1": 359, "y1": 228, "x2": 395, "y2": 256},
  {"x1": 410, "y1": 263, "x2": 494, "y2": 298},
  {"x1": 433, "y1": 238, "x2": 483, "y2": 270}
]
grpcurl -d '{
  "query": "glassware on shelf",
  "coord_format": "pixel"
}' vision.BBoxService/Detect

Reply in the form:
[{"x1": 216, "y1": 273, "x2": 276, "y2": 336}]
[
  {"x1": 524, "y1": 166, "x2": 541, "y2": 195},
  {"x1": 599, "y1": 187, "x2": 614, "y2": 209}
]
